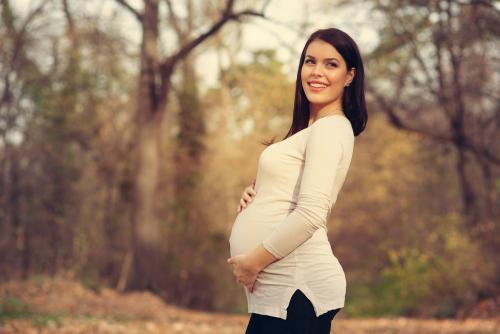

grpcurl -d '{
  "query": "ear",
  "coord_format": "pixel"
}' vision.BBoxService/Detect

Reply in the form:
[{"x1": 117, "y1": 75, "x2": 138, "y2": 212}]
[{"x1": 345, "y1": 67, "x2": 356, "y2": 87}]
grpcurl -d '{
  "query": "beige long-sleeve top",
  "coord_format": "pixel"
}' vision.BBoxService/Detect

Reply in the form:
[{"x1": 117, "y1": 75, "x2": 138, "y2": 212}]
[{"x1": 229, "y1": 114, "x2": 354, "y2": 320}]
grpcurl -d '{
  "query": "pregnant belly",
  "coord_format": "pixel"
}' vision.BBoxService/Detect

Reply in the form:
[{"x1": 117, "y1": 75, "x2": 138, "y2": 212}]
[{"x1": 229, "y1": 203, "x2": 289, "y2": 257}]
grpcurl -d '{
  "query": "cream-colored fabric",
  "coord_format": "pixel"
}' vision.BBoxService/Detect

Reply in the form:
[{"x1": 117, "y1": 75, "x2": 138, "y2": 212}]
[{"x1": 229, "y1": 115, "x2": 354, "y2": 320}]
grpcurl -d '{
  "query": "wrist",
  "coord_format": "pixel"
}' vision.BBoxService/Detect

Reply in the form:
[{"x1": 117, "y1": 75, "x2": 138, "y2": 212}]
[
  {"x1": 246, "y1": 252, "x2": 264, "y2": 273},
  {"x1": 248, "y1": 244, "x2": 278, "y2": 272}
]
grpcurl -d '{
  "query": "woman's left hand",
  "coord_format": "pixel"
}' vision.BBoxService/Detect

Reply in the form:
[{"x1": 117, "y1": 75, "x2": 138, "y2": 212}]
[{"x1": 227, "y1": 254, "x2": 260, "y2": 292}]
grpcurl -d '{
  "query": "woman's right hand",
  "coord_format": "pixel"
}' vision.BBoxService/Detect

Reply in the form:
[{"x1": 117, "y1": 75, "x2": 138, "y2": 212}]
[{"x1": 237, "y1": 179, "x2": 257, "y2": 213}]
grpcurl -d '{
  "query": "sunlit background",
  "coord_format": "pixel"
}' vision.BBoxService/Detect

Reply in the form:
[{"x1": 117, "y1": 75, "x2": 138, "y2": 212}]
[{"x1": 1, "y1": 0, "x2": 499, "y2": 332}]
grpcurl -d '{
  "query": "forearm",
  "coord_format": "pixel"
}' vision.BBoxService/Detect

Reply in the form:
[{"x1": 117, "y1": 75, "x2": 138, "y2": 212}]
[
  {"x1": 262, "y1": 208, "x2": 325, "y2": 259},
  {"x1": 247, "y1": 243, "x2": 279, "y2": 271}
]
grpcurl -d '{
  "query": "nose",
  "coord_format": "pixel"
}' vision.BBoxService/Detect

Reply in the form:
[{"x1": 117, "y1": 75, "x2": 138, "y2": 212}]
[{"x1": 311, "y1": 63, "x2": 324, "y2": 77}]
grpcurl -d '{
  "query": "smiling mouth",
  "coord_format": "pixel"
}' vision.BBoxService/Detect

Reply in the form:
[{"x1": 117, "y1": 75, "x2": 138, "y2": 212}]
[
  {"x1": 309, "y1": 83, "x2": 328, "y2": 88},
  {"x1": 307, "y1": 81, "x2": 330, "y2": 90}
]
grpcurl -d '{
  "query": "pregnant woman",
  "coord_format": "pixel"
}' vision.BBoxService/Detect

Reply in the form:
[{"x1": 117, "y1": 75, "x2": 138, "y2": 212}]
[{"x1": 227, "y1": 27, "x2": 368, "y2": 334}]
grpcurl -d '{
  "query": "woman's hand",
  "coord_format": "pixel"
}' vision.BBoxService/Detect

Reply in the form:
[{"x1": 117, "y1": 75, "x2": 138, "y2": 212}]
[
  {"x1": 227, "y1": 245, "x2": 277, "y2": 293},
  {"x1": 237, "y1": 178, "x2": 257, "y2": 213},
  {"x1": 227, "y1": 254, "x2": 260, "y2": 292}
]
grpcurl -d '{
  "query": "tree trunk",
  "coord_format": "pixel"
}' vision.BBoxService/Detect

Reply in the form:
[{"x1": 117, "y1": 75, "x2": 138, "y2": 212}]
[
  {"x1": 455, "y1": 147, "x2": 477, "y2": 227},
  {"x1": 169, "y1": 57, "x2": 208, "y2": 306},
  {"x1": 129, "y1": 0, "x2": 163, "y2": 291},
  {"x1": 116, "y1": 0, "x2": 269, "y2": 292}
]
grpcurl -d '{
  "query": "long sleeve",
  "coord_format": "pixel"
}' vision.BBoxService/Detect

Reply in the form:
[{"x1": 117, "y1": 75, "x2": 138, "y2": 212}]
[{"x1": 261, "y1": 117, "x2": 349, "y2": 259}]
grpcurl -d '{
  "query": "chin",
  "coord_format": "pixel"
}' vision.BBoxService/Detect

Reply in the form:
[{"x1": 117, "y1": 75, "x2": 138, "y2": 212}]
[{"x1": 306, "y1": 95, "x2": 334, "y2": 105}]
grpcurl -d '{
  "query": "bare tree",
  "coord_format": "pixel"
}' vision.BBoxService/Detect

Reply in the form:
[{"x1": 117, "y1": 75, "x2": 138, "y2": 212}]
[
  {"x1": 0, "y1": 0, "x2": 52, "y2": 278},
  {"x1": 113, "y1": 0, "x2": 271, "y2": 291},
  {"x1": 363, "y1": 0, "x2": 499, "y2": 255}
]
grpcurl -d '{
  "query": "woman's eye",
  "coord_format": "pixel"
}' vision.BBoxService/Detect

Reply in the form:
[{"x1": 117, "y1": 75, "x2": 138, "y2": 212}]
[
  {"x1": 327, "y1": 62, "x2": 337, "y2": 68},
  {"x1": 305, "y1": 59, "x2": 314, "y2": 64}
]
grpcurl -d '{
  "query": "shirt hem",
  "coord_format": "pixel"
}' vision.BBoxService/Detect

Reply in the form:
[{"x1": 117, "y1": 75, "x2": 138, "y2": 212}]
[{"x1": 247, "y1": 299, "x2": 345, "y2": 320}]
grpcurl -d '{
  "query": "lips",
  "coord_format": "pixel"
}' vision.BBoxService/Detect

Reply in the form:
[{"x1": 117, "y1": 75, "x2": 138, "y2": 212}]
[{"x1": 307, "y1": 80, "x2": 329, "y2": 91}]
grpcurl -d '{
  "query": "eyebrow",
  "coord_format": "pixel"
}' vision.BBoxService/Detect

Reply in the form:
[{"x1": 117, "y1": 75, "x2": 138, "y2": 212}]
[{"x1": 305, "y1": 55, "x2": 340, "y2": 62}]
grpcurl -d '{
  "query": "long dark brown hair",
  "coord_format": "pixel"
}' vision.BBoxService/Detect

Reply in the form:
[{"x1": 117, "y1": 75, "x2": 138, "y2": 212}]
[{"x1": 263, "y1": 28, "x2": 367, "y2": 146}]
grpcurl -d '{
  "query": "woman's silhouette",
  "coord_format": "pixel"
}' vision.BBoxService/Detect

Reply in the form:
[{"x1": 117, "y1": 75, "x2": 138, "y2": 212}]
[{"x1": 228, "y1": 27, "x2": 368, "y2": 334}]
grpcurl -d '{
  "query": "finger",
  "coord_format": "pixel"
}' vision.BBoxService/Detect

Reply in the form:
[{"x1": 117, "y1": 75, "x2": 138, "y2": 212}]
[
  {"x1": 240, "y1": 198, "x2": 247, "y2": 208},
  {"x1": 243, "y1": 193, "x2": 252, "y2": 202},
  {"x1": 245, "y1": 188, "x2": 256, "y2": 198}
]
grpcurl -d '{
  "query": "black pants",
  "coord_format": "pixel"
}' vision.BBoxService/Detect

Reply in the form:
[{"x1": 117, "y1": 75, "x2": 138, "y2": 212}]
[{"x1": 245, "y1": 289, "x2": 341, "y2": 334}]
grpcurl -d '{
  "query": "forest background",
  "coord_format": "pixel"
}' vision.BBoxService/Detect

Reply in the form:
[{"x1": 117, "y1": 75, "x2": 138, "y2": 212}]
[{"x1": 1, "y1": 0, "x2": 499, "y2": 320}]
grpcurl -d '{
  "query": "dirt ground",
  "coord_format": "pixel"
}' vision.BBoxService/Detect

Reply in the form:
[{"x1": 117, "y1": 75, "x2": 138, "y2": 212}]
[{"x1": 0, "y1": 277, "x2": 498, "y2": 334}]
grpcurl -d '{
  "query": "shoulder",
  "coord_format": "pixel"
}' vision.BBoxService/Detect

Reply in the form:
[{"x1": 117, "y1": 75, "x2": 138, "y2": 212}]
[{"x1": 309, "y1": 116, "x2": 354, "y2": 139}]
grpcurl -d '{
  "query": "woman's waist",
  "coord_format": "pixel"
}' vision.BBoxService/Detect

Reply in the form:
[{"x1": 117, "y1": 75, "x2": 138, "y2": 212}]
[
  {"x1": 275, "y1": 242, "x2": 339, "y2": 266},
  {"x1": 260, "y1": 252, "x2": 344, "y2": 281}
]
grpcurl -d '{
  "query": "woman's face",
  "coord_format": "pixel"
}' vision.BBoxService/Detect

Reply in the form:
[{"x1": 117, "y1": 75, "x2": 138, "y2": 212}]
[{"x1": 301, "y1": 39, "x2": 355, "y2": 110}]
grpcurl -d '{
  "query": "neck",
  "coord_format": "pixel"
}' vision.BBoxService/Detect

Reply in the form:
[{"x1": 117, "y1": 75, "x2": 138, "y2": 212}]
[{"x1": 308, "y1": 100, "x2": 344, "y2": 125}]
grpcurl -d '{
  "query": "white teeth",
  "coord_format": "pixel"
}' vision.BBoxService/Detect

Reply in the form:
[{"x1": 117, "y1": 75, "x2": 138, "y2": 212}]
[{"x1": 309, "y1": 82, "x2": 327, "y2": 88}]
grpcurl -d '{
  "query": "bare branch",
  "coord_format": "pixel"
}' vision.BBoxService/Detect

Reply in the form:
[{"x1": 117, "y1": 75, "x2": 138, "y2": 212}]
[
  {"x1": 18, "y1": 0, "x2": 51, "y2": 34},
  {"x1": 222, "y1": 0, "x2": 236, "y2": 17},
  {"x1": 168, "y1": 10, "x2": 265, "y2": 68},
  {"x1": 159, "y1": 0, "x2": 268, "y2": 88},
  {"x1": 115, "y1": 0, "x2": 142, "y2": 22},
  {"x1": 62, "y1": 0, "x2": 74, "y2": 29},
  {"x1": 370, "y1": 88, "x2": 500, "y2": 165},
  {"x1": 394, "y1": 17, "x2": 441, "y2": 99},
  {"x1": 2, "y1": 0, "x2": 49, "y2": 78},
  {"x1": 165, "y1": 0, "x2": 183, "y2": 38}
]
